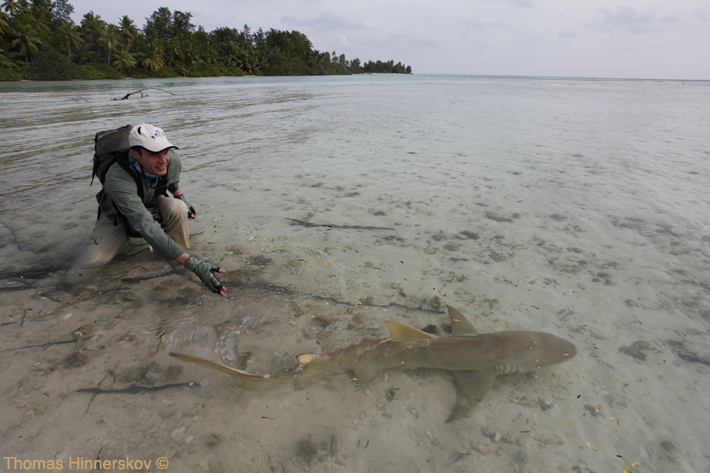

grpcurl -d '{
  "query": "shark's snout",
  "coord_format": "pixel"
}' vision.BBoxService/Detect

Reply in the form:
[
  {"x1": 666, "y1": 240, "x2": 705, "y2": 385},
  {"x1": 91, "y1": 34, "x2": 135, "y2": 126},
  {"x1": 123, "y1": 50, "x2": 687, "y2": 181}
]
[
  {"x1": 549, "y1": 334, "x2": 577, "y2": 364},
  {"x1": 564, "y1": 339, "x2": 578, "y2": 360},
  {"x1": 530, "y1": 332, "x2": 578, "y2": 368}
]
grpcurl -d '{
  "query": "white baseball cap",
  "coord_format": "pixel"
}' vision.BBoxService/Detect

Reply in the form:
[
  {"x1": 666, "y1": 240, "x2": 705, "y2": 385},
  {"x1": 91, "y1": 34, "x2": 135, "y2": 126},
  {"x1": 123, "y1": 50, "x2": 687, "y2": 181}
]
[{"x1": 129, "y1": 123, "x2": 178, "y2": 152}]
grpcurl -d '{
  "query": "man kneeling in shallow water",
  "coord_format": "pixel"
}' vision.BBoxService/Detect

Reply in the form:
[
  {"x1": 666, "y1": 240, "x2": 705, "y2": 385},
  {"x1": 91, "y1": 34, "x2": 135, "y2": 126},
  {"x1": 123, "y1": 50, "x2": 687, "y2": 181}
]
[{"x1": 76, "y1": 123, "x2": 226, "y2": 297}]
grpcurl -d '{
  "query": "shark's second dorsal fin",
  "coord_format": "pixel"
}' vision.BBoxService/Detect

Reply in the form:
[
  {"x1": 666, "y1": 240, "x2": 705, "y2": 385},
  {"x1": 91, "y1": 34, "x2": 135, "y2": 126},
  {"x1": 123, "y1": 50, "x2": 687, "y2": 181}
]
[
  {"x1": 385, "y1": 321, "x2": 436, "y2": 341},
  {"x1": 446, "y1": 305, "x2": 479, "y2": 336}
]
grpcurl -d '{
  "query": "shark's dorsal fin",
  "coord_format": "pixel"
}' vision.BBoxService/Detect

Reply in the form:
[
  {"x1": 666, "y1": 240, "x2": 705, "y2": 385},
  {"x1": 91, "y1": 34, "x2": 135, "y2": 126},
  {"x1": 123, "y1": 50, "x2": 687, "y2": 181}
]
[
  {"x1": 446, "y1": 305, "x2": 479, "y2": 336},
  {"x1": 385, "y1": 321, "x2": 436, "y2": 341}
]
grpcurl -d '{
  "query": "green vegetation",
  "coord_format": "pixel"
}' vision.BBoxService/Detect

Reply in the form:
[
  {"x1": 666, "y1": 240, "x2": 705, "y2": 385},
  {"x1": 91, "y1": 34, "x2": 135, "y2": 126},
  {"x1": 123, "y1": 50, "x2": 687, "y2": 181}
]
[{"x1": 0, "y1": 0, "x2": 412, "y2": 80}]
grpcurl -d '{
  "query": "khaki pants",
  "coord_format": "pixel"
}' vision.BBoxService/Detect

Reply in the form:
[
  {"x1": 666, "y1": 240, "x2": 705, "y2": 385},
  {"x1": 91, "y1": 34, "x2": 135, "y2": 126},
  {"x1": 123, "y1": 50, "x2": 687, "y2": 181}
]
[{"x1": 75, "y1": 197, "x2": 189, "y2": 267}]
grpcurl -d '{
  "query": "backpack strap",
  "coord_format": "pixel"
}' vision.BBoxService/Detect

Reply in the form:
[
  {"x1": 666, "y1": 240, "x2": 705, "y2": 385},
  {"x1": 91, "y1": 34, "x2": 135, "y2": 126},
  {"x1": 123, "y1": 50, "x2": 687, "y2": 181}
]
[
  {"x1": 115, "y1": 153, "x2": 145, "y2": 202},
  {"x1": 100, "y1": 153, "x2": 145, "y2": 240}
]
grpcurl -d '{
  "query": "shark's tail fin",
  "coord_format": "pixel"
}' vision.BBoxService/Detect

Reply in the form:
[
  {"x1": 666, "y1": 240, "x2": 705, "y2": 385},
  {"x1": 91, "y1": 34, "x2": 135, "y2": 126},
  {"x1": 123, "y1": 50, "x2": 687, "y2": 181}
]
[{"x1": 169, "y1": 352, "x2": 303, "y2": 391}]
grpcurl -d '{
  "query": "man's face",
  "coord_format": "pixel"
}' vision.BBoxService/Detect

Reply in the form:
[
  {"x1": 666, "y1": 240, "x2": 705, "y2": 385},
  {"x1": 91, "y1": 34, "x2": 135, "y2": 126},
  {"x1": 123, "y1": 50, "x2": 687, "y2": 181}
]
[{"x1": 131, "y1": 148, "x2": 170, "y2": 176}]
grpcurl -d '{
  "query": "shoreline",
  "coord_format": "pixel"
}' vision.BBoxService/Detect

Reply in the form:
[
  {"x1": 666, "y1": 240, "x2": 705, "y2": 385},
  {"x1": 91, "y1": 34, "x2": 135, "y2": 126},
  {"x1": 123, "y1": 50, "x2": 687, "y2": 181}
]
[
  {"x1": 4, "y1": 73, "x2": 706, "y2": 84},
  {"x1": 4, "y1": 72, "x2": 414, "y2": 83}
]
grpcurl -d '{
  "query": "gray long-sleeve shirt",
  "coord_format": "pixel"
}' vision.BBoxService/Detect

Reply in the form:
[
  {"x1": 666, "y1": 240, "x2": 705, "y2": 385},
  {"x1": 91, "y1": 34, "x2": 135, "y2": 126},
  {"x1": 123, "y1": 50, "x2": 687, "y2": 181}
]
[{"x1": 96, "y1": 150, "x2": 185, "y2": 260}]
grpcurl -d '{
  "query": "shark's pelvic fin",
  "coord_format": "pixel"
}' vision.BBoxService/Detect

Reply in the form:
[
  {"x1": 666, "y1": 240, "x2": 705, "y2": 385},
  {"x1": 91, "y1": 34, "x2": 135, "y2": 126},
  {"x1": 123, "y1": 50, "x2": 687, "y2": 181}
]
[
  {"x1": 384, "y1": 321, "x2": 436, "y2": 341},
  {"x1": 297, "y1": 353, "x2": 319, "y2": 365},
  {"x1": 446, "y1": 305, "x2": 479, "y2": 336},
  {"x1": 447, "y1": 370, "x2": 497, "y2": 422}
]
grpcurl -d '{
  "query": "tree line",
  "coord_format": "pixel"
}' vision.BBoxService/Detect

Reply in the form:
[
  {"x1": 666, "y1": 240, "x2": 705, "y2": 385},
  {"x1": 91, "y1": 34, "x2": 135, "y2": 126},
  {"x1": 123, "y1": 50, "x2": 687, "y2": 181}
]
[{"x1": 0, "y1": 0, "x2": 412, "y2": 80}]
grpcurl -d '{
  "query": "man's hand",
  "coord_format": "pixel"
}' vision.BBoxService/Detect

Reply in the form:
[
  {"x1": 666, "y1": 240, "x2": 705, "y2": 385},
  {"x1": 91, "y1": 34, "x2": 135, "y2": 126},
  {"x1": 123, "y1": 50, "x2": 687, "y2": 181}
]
[
  {"x1": 174, "y1": 194, "x2": 196, "y2": 220},
  {"x1": 185, "y1": 256, "x2": 226, "y2": 297}
]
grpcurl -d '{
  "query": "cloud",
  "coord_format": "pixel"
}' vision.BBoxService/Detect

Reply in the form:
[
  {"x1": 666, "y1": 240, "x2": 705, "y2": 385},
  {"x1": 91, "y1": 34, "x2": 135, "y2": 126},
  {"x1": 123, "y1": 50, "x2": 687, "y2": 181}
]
[
  {"x1": 587, "y1": 5, "x2": 662, "y2": 34},
  {"x1": 281, "y1": 12, "x2": 370, "y2": 32},
  {"x1": 506, "y1": 0, "x2": 534, "y2": 7},
  {"x1": 348, "y1": 29, "x2": 442, "y2": 52},
  {"x1": 461, "y1": 18, "x2": 504, "y2": 31},
  {"x1": 659, "y1": 15, "x2": 678, "y2": 23},
  {"x1": 386, "y1": 33, "x2": 443, "y2": 50},
  {"x1": 559, "y1": 28, "x2": 578, "y2": 38}
]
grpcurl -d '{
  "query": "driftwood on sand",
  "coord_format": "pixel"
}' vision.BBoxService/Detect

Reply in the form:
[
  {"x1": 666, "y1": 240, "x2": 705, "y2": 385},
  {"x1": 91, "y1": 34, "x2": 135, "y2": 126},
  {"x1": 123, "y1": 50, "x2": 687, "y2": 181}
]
[
  {"x1": 112, "y1": 88, "x2": 176, "y2": 101},
  {"x1": 286, "y1": 218, "x2": 394, "y2": 231}
]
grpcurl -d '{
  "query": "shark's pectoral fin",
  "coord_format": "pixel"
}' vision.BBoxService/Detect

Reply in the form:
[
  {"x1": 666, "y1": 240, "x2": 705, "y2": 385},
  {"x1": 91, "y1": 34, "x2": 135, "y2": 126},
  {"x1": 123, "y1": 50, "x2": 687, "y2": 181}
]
[
  {"x1": 446, "y1": 371, "x2": 497, "y2": 422},
  {"x1": 446, "y1": 305, "x2": 479, "y2": 336},
  {"x1": 352, "y1": 364, "x2": 381, "y2": 385}
]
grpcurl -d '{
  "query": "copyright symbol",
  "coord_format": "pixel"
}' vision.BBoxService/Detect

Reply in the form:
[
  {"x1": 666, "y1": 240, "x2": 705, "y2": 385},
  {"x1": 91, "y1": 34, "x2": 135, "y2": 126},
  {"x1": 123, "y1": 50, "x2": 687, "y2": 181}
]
[{"x1": 157, "y1": 457, "x2": 169, "y2": 469}]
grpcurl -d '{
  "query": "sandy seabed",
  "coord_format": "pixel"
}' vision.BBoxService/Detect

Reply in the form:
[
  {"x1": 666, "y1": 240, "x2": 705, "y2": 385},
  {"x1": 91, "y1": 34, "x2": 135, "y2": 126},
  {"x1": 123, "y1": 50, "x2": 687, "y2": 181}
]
[{"x1": 2, "y1": 76, "x2": 710, "y2": 473}]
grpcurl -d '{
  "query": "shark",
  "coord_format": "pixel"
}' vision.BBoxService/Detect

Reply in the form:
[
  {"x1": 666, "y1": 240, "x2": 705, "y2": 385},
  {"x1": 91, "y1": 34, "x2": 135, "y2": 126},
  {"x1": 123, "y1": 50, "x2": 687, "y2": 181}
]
[{"x1": 170, "y1": 305, "x2": 577, "y2": 421}]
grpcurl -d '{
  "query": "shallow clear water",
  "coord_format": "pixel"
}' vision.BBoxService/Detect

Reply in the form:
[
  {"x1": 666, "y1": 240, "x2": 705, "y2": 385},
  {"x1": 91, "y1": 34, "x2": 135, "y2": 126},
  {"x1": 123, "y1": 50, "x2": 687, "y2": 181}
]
[{"x1": 1, "y1": 75, "x2": 710, "y2": 472}]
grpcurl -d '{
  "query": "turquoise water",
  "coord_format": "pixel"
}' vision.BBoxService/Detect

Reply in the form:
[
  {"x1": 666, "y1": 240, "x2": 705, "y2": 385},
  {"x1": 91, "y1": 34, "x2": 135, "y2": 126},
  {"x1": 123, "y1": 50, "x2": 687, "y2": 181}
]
[{"x1": 1, "y1": 75, "x2": 710, "y2": 472}]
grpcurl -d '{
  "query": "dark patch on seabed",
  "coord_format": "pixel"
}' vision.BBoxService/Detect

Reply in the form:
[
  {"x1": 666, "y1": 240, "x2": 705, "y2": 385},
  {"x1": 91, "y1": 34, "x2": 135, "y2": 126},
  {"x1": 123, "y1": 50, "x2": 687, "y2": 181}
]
[
  {"x1": 618, "y1": 341, "x2": 658, "y2": 362},
  {"x1": 666, "y1": 340, "x2": 710, "y2": 366},
  {"x1": 458, "y1": 230, "x2": 480, "y2": 240},
  {"x1": 620, "y1": 340, "x2": 710, "y2": 366},
  {"x1": 0, "y1": 265, "x2": 67, "y2": 280}
]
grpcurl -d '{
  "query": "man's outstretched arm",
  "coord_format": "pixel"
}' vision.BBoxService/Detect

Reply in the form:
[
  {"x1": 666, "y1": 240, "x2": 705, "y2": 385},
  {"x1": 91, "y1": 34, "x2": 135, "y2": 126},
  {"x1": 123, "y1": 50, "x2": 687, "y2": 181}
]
[{"x1": 177, "y1": 252, "x2": 226, "y2": 297}]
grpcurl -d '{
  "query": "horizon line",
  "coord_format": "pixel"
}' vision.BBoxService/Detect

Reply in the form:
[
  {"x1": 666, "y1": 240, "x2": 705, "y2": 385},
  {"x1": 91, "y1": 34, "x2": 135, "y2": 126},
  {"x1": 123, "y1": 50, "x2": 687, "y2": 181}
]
[{"x1": 411, "y1": 73, "x2": 710, "y2": 82}]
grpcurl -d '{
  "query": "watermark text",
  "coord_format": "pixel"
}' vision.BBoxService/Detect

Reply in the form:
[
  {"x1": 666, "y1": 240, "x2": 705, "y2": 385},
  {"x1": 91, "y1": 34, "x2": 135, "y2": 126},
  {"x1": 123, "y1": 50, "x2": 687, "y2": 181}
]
[{"x1": 3, "y1": 456, "x2": 169, "y2": 470}]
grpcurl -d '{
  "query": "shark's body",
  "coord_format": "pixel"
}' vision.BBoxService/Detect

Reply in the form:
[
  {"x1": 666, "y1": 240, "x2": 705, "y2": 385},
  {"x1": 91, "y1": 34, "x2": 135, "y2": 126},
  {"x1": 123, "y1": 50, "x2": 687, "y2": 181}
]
[{"x1": 171, "y1": 305, "x2": 576, "y2": 420}]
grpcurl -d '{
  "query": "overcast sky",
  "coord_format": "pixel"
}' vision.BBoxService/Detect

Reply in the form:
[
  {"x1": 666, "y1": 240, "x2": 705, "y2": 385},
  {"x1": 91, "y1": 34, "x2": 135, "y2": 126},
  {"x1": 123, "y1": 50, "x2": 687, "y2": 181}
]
[{"x1": 69, "y1": 0, "x2": 710, "y2": 80}]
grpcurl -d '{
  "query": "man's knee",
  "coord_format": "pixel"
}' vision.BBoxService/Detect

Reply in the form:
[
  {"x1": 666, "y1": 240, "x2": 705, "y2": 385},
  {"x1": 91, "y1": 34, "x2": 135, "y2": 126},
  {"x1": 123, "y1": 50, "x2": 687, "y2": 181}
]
[
  {"x1": 75, "y1": 217, "x2": 129, "y2": 267},
  {"x1": 159, "y1": 198, "x2": 188, "y2": 222}
]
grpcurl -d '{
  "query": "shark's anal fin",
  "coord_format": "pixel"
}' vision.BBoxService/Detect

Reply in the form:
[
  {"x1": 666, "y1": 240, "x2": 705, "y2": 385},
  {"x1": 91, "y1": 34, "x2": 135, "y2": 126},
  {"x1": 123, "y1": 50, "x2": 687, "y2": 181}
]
[
  {"x1": 447, "y1": 371, "x2": 497, "y2": 422},
  {"x1": 385, "y1": 321, "x2": 437, "y2": 341},
  {"x1": 446, "y1": 305, "x2": 479, "y2": 336}
]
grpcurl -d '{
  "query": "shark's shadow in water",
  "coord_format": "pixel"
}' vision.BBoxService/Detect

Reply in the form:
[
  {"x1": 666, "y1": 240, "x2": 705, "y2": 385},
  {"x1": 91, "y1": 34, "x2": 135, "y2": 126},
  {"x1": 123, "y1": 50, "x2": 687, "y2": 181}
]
[{"x1": 171, "y1": 305, "x2": 577, "y2": 421}]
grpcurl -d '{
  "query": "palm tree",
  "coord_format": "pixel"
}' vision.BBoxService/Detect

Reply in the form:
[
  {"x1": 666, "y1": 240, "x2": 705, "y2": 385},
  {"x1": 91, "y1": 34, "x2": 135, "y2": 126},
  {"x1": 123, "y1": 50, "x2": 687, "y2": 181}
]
[
  {"x1": 0, "y1": 46, "x2": 20, "y2": 68},
  {"x1": 283, "y1": 37, "x2": 294, "y2": 55},
  {"x1": 97, "y1": 24, "x2": 120, "y2": 64},
  {"x1": 1, "y1": 0, "x2": 24, "y2": 16},
  {"x1": 11, "y1": 23, "x2": 41, "y2": 62},
  {"x1": 112, "y1": 48, "x2": 136, "y2": 72},
  {"x1": 219, "y1": 40, "x2": 241, "y2": 68},
  {"x1": 203, "y1": 45, "x2": 219, "y2": 65},
  {"x1": 141, "y1": 52, "x2": 164, "y2": 72},
  {"x1": 176, "y1": 38, "x2": 195, "y2": 65},
  {"x1": 140, "y1": 39, "x2": 164, "y2": 72},
  {"x1": 59, "y1": 22, "x2": 83, "y2": 58},
  {"x1": 172, "y1": 10, "x2": 194, "y2": 42},
  {"x1": 0, "y1": 11, "x2": 8, "y2": 34},
  {"x1": 27, "y1": 0, "x2": 51, "y2": 23},
  {"x1": 118, "y1": 15, "x2": 137, "y2": 43},
  {"x1": 166, "y1": 38, "x2": 181, "y2": 65},
  {"x1": 79, "y1": 11, "x2": 106, "y2": 47}
]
